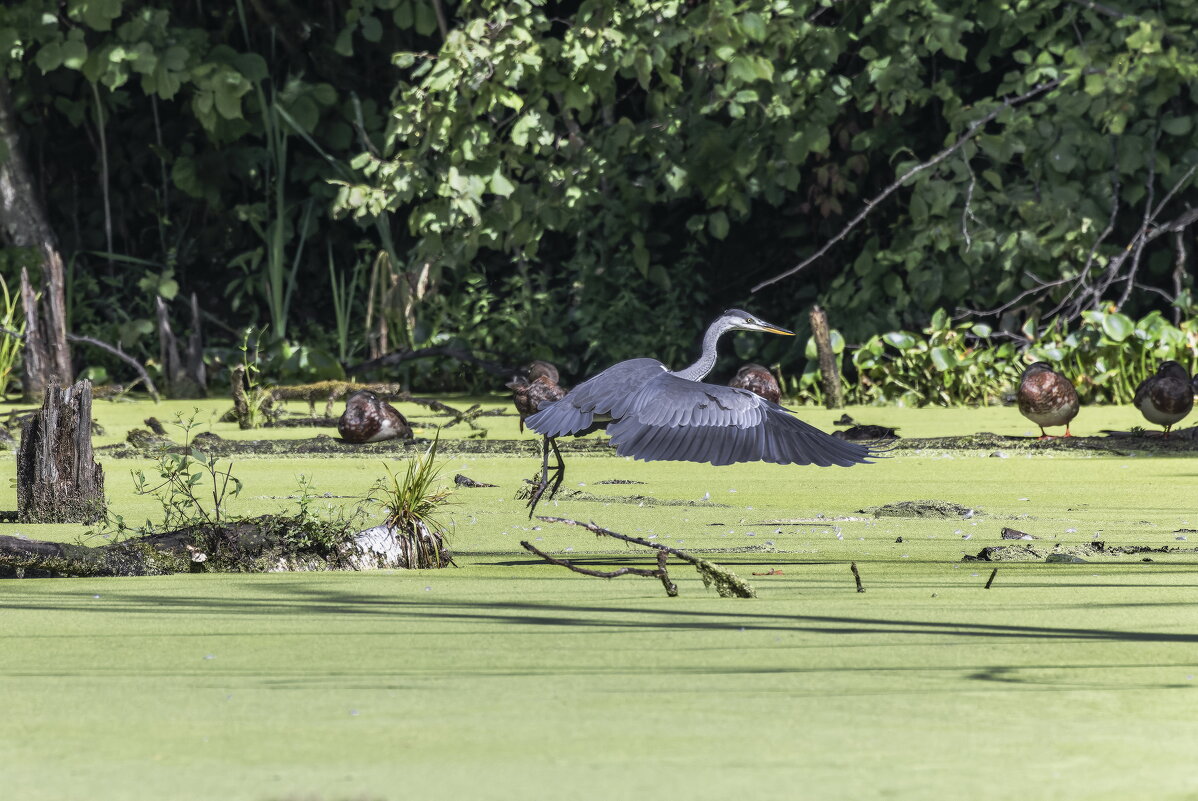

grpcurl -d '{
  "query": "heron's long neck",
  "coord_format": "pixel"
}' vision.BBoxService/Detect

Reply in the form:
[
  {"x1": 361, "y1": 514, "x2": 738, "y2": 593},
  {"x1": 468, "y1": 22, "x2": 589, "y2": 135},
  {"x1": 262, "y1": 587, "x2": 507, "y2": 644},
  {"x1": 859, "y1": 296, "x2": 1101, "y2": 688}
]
[{"x1": 671, "y1": 320, "x2": 727, "y2": 381}]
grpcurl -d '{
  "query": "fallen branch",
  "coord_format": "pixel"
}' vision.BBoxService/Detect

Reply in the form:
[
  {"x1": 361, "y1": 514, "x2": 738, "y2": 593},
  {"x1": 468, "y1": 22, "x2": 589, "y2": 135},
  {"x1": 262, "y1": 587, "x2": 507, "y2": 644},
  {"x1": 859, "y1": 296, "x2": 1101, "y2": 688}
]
[
  {"x1": 531, "y1": 516, "x2": 755, "y2": 598},
  {"x1": 66, "y1": 334, "x2": 159, "y2": 402},
  {"x1": 752, "y1": 77, "x2": 1065, "y2": 292},
  {"x1": 521, "y1": 540, "x2": 677, "y2": 597},
  {"x1": 0, "y1": 325, "x2": 160, "y2": 401},
  {"x1": 985, "y1": 567, "x2": 998, "y2": 589}
]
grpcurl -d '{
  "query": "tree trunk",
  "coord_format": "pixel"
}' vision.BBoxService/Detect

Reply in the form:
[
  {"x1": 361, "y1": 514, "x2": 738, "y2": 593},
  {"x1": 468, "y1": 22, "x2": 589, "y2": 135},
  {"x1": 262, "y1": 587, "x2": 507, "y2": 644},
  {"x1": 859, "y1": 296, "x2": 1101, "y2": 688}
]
[
  {"x1": 809, "y1": 305, "x2": 844, "y2": 409},
  {"x1": 185, "y1": 292, "x2": 207, "y2": 394},
  {"x1": 0, "y1": 76, "x2": 72, "y2": 400},
  {"x1": 156, "y1": 295, "x2": 182, "y2": 394},
  {"x1": 17, "y1": 380, "x2": 105, "y2": 524},
  {"x1": 156, "y1": 294, "x2": 206, "y2": 397}
]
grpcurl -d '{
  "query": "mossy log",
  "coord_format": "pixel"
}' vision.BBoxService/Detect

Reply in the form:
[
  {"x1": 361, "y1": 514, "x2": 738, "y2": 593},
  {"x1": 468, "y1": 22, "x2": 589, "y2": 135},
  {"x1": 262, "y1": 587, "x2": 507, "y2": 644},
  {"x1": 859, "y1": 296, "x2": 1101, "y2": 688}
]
[
  {"x1": 16, "y1": 380, "x2": 105, "y2": 523},
  {"x1": 0, "y1": 516, "x2": 452, "y2": 578}
]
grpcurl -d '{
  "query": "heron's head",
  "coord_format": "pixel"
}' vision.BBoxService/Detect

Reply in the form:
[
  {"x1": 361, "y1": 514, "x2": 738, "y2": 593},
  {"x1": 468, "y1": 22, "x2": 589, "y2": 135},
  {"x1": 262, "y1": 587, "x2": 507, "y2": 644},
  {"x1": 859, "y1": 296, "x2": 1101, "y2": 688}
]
[{"x1": 721, "y1": 309, "x2": 794, "y2": 336}]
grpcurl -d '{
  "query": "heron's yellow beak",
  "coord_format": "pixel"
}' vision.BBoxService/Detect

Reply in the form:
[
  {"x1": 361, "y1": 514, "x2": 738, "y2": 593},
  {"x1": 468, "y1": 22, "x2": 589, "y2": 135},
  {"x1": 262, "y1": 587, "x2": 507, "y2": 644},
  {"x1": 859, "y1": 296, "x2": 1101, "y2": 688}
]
[{"x1": 758, "y1": 322, "x2": 794, "y2": 336}]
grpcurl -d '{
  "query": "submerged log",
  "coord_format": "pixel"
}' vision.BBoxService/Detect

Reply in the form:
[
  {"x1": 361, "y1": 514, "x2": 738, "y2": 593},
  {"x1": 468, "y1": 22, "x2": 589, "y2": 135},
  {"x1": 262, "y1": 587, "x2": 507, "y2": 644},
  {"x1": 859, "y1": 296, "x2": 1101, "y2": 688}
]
[
  {"x1": 0, "y1": 516, "x2": 453, "y2": 578},
  {"x1": 16, "y1": 380, "x2": 105, "y2": 524}
]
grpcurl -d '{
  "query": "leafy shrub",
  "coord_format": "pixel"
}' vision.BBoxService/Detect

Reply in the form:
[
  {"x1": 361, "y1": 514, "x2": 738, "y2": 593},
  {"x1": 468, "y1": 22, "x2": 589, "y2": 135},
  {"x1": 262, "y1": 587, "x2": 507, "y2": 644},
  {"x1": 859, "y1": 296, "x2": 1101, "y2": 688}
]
[{"x1": 794, "y1": 307, "x2": 1198, "y2": 406}]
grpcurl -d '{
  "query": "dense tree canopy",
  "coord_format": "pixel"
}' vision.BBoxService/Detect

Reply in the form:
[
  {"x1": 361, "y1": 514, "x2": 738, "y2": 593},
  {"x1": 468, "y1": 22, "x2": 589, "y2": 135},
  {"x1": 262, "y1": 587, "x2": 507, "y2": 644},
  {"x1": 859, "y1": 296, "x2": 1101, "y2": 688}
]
[{"x1": 0, "y1": 0, "x2": 1196, "y2": 389}]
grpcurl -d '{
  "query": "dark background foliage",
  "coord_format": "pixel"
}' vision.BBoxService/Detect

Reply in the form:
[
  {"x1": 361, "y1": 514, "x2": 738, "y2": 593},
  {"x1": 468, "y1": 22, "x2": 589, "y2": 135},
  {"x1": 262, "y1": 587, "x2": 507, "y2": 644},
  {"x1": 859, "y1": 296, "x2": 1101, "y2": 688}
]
[{"x1": 2, "y1": 0, "x2": 1196, "y2": 390}]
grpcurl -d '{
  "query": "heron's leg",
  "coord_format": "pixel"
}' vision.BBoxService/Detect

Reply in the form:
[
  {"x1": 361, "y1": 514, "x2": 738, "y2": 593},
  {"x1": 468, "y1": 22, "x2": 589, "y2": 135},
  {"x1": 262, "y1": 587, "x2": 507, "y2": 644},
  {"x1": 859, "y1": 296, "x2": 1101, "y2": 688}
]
[
  {"x1": 546, "y1": 436, "x2": 565, "y2": 498},
  {"x1": 526, "y1": 435, "x2": 555, "y2": 517}
]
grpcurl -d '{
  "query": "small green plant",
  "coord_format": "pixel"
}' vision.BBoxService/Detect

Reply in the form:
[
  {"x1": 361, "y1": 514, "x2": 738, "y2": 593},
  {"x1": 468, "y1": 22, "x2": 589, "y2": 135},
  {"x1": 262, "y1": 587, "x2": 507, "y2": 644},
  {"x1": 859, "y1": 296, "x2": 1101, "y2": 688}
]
[
  {"x1": 130, "y1": 412, "x2": 243, "y2": 532},
  {"x1": 367, "y1": 435, "x2": 455, "y2": 569},
  {"x1": 281, "y1": 473, "x2": 366, "y2": 553},
  {"x1": 0, "y1": 275, "x2": 25, "y2": 397},
  {"x1": 232, "y1": 327, "x2": 275, "y2": 428}
]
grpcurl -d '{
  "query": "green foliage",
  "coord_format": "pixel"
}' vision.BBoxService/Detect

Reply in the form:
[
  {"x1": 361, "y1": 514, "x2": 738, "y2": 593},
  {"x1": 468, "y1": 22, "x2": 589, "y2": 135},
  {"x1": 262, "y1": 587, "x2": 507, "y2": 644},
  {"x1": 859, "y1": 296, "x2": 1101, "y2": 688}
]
[
  {"x1": 3, "y1": 0, "x2": 1198, "y2": 387},
  {"x1": 795, "y1": 306, "x2": 1198, "y2": 406},
  {"x1": 128, "y1": 412, "x2": 242, "y2": 531},
  {"x1": 231, "y1": 328, "x2": 276, "y2": 428},
  {"x1": 0, "y1": 274, "x2": 25, "y2": 396}
]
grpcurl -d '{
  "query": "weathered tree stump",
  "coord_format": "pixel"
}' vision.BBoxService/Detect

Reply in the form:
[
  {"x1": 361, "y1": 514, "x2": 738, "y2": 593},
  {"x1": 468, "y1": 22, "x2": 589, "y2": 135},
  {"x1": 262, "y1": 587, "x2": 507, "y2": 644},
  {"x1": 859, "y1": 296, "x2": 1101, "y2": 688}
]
[
  {"x1": 17, "y1": 380, "x2": 105, "y2": 523},
  {"x1": 156, "y1": 294, "x2": 206, "y2": 398},
  {"x1": 809, "y1": 305, "x2": 845, "y2": 409}
]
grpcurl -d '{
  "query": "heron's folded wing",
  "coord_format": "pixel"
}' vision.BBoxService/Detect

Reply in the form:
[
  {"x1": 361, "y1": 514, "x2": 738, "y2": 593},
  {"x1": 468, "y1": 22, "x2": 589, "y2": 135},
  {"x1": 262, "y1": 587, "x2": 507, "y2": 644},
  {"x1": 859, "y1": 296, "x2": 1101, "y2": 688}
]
[
  {"x1": 607, "y1": 374, "x2": 875, "y2": 466},
  {"x1": 526, "y1": 358, "x2": 667, "y2": 437}
]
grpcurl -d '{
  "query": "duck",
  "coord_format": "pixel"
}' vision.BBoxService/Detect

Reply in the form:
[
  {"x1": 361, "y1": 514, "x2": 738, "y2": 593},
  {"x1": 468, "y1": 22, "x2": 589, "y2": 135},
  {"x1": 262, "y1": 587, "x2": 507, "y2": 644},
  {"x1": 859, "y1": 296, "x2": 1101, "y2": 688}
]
[
  {"x1": 338, "y1": 390, "x2": 412, "y2": 443},
  {"x1": 1017, "y1": 362, "x2": 1079, "y2": 438},
  {"x1": 1134, "y1": 360, "x2": 1193, "y2": 437},
  {"x1": 728, "y1": 363, "x2": 781, "y2": 404},
  {"x1": 506, "y1": 374, "x2": 567, "y2": 433},
  {"x1": 525, "y1": 360, "x2": 559, "y2": 384}
]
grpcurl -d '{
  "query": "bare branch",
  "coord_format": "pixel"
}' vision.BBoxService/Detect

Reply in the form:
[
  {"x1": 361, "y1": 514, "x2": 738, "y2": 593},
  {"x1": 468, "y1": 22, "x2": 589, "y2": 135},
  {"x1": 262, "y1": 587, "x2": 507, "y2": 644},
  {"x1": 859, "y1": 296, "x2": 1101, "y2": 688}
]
[
  {"x1": 751, "y1": 77, "x2": 1065, "y2": 293},
  {"x1": 1172, "y1": 229, "x2": 1188, "y2": 324},
  {"x1": 66, "y1": 334, "x2": 160, "y2": 402},
  {"x1": 1115, "y1": 131, "x2": 1161, "y2": 309},
  {"x1": 535, "y1": 516, "x2": 755, "y2": 597},
  {"x1": 520, "y1": 540, "x2": 678, "y2": 596},
  {"x1": 960, "y1": 156, "x2": 979, "y2": 253},
  {"x1": 1044, "y1": 138, "x2": 1122, "y2": 319},
  {"x1": 1068, "y1": 0, "x2": 1128, "y2": 19},
  {"x1": 431, "y1": 0, "x2": 449, "y2": 40}
]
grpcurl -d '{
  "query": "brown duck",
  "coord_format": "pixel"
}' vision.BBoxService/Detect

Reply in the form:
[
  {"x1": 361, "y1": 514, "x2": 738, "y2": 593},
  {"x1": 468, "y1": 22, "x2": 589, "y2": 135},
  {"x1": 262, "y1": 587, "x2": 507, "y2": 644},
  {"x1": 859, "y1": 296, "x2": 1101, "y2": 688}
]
[
  {"x1": 338, "y1": 390, "x2": 412, "y2": 443},
  {"x1": 1134, "y1": 360, "x2": 1193, "y2": 437},
  {"x1": 507, "y1": 374, "x2": 566, "y2": 432},
  {"x1": 728, "y1": 363, "x2": 781, "y2": 404},
  {"x1": 1017, "y1": 362, "x2": 1079, "y2": 438}
]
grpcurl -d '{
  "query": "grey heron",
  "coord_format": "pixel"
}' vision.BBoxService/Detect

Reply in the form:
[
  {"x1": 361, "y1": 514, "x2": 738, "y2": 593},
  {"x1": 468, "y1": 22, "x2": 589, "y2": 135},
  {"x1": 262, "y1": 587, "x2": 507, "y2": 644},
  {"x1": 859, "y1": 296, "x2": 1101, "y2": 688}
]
[{"x1": 523, "y1": 308, "x2": 882, "y2": 513}]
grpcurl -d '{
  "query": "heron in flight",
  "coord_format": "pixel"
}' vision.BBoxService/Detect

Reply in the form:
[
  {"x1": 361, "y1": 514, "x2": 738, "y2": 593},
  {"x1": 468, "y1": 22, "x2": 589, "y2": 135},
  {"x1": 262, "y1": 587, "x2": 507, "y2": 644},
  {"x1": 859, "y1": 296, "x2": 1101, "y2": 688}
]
[{"x1": 523, "y1": 308, "x2": 881, "y2": 514}]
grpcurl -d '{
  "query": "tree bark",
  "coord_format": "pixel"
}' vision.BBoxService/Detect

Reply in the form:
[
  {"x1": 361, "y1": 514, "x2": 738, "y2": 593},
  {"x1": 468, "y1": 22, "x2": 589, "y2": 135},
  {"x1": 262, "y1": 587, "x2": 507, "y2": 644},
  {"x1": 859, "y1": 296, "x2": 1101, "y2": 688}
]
[
  {"x1": 809, "y1": 305, "x2": 844, "y2": 409},
  {"x1": 185, "y1": 292, "x2": 207, "y2": 395},
  {"x1": 0, "y1": 76, "x2": 72, "y2": 400},
  {"x1": 17, "y1": 380, "x2": 105, "y2": 524}
]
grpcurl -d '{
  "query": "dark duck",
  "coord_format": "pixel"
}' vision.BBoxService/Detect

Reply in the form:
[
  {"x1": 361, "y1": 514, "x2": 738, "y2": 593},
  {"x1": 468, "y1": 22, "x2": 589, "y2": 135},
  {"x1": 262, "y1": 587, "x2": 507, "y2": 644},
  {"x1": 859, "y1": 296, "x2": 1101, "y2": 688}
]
[
  {"x1": 338, "y1": 390, "x2": 412, "y2": 443},
  {"x1": 728, "y1": 363, "x2": 781, "y2": 404},
  {"x1": 1017, "y1": 362, "x2": 1079, "y2": 438},
  {"x1": 507, "y1": 362, "x2": 566, "y2": 433},
  {"x1": 1134, "y1": 360, "x2": 1193, "y2": 437}
]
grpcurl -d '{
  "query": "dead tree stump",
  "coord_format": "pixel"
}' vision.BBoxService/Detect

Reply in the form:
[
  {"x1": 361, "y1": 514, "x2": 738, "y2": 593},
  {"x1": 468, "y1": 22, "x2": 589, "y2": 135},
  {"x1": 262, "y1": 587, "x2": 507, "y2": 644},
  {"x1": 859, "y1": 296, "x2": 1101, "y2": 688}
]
[
  {"x1": 17, "y1": 380, "x2": 105, "y2": 523},
  {"x1": 809, "y1": 305, "x2": 844, "y2": 409},
  {"x1": 156, "y1": 295, "x2": 206, "y2": 398}
]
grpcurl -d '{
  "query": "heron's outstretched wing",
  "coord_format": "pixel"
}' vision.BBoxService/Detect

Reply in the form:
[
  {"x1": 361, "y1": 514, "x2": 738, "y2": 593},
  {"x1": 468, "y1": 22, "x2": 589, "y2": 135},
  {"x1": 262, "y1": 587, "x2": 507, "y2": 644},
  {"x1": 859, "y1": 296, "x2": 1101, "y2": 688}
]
[
  {"x1": 606, "y1": 374, "x2": 875, "y2": 466},
  {"x1": 526, "y1": 358, "x2": 667, "y2": 437}
]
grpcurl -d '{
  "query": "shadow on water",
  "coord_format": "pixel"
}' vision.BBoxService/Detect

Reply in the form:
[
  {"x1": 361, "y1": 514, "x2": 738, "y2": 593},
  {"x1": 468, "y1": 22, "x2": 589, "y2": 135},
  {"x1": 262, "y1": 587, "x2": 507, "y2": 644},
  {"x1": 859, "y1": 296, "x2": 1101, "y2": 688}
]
[{"x1": 6, "y1": 582, "x2": 1198, "y2": 647}]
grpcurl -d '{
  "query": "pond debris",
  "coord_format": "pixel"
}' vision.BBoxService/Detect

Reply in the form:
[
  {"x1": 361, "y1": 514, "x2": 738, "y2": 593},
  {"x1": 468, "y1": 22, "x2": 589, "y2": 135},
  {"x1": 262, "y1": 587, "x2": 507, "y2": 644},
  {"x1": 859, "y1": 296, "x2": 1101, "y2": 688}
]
[
  {"x1": 860, "y1": 499, "x2": 980, "y2": 519},
  {"x1": 524, "y1": 517, "x2": 755, "y2": 598},
  {"x1": 964, "y1": 541, "x2": 1198, "y2": 563},
  {"x1": 1001, "y1": 527, "x2": 1037, "y2": 540},
  {"x1": 454, "y1": 473, "x2": 497, "y2": 488}
]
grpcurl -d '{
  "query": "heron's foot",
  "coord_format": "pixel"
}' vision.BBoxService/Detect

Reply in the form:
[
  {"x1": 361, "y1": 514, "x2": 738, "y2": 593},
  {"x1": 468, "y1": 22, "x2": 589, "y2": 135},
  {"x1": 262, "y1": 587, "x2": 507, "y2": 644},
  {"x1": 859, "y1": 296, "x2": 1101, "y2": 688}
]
[{"x1": 524, "y1": 467, "x2": 565, "y2": 517}]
